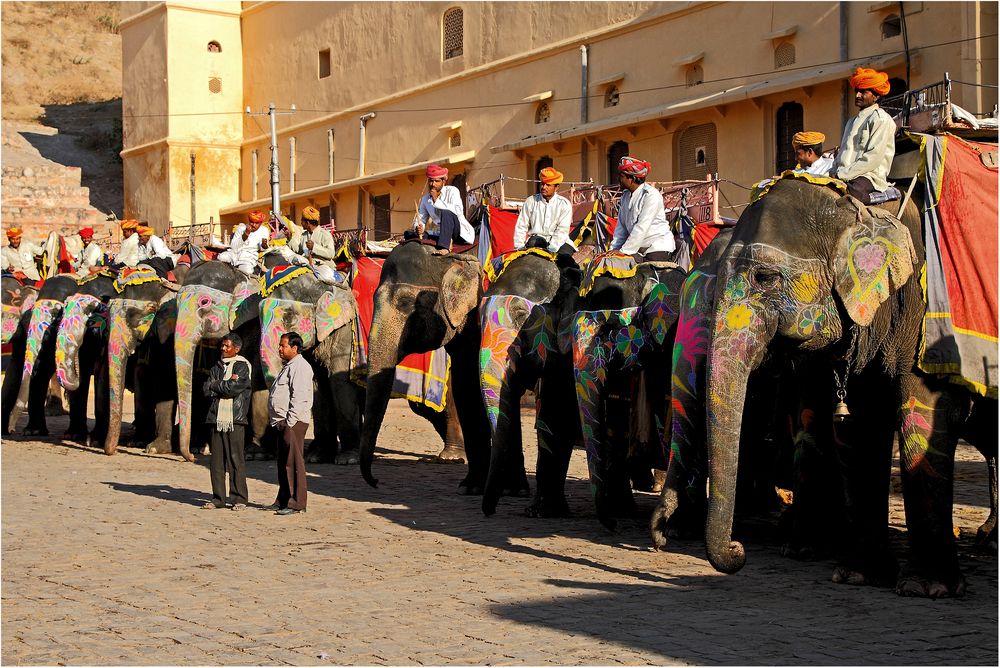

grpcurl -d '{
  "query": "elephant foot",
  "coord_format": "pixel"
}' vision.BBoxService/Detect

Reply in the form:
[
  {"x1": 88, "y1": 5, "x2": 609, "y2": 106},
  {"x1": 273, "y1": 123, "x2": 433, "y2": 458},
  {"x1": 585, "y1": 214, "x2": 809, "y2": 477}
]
[
  {"x1": 895, "y1": 573, "x2": 967, "y2": 599},
  {"x1": 458, "y1": 476, "x2": 485, "y2": 496},
  {"x1": 22, "y1": 425, "x2": 49, "y2": 437},
  {"x1": 832, "y1": 554, "x2": 898, "y2": 589},
  {"x1": 44, "y1": 396, "x2": 68, "y2": 417},
  {"x1": 524, "y1": 495, "x2": 570, "y2": 518},
  {"x1": 145, "y1": 440, "x2": 172, "y2": 455},
  {"x1": 975, "y1": 520, "x2": 997, "y2": 552},
  {"x1": 650, "y1": 469, "x2": 667, "y2": 494},
  {"x1": 334, "y1": 449, "x2": 360, "y2": 465},
  {"x1": 433, "y1": 445, "x2": 465, "y2": 464},
  {"x1": 781, "y1": 543, "x2": 818, "y2": 561},
  {"x1": 62, "y1": 429, "x2": 89, "y2": 443}
]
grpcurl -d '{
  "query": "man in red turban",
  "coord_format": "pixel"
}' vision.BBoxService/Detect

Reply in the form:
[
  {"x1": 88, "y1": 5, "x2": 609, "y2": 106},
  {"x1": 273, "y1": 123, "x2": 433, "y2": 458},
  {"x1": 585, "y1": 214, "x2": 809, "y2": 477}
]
[
  {"x1": 74, "y1": 226, "x2": 104, "y2": 274},
  {"x1": 610, "y1": 155, "x2": 675, "y2": 262},
  {"x1": 513, "y1": 166, "x2": 575, "y2": 256},
  {"x1": 833, "y1": 68, "x2": 897, "y2": 204},
  {"x1": 410, "y1": 164, "x2": 474, "y2": 255}
]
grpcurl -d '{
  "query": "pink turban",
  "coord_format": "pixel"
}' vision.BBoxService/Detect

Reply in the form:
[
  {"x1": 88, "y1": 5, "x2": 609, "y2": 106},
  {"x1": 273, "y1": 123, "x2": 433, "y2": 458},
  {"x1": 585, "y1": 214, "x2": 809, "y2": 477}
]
[
  {"x1": 426, "y1": 164, "x2": 449, "y2": 179},
  {"x1": 618, "y1": 156, "x2": 651, "y2": 178}
]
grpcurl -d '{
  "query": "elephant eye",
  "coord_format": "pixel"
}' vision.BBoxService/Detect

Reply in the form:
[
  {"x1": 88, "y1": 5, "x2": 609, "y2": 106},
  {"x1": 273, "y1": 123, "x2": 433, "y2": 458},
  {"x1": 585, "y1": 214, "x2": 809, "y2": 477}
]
[{"x1": 752, "y1": 268, "x2": 782, "y2": 289}]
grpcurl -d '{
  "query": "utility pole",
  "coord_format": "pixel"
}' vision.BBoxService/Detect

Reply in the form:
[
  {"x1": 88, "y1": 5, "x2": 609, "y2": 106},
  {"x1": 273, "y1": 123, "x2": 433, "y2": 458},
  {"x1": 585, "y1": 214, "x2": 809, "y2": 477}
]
[{"x1": 246, "y1": 103, "x2": 297, "y2": 217}]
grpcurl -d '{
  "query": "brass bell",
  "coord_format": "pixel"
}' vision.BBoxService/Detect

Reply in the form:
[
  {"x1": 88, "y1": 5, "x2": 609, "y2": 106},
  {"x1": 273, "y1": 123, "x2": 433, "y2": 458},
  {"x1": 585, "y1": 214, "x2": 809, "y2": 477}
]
[{"x1": 833, "y1": 400, "x2": 851, "y2": 422}]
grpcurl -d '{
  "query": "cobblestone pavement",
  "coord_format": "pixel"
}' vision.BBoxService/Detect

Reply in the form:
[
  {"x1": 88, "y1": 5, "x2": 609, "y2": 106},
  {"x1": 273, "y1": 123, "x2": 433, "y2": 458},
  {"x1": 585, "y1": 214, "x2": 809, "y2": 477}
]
[{"x1": 2, "y1": 396, "x2": 997, "y2": 665}]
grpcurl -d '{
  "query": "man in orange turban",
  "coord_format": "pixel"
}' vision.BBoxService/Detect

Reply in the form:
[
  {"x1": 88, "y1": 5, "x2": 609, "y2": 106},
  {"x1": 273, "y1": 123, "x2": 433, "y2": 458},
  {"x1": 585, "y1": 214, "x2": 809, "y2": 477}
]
[
  {"x1": 791, "y1": 131, "x2": 834, "y2": 177},
  {"x1": 112, "y1": 219, "x2": 143, "y2": 268},
  {"x1": 137, "y1": 223, "x2": 178, "y2": 279},
  {"x1": 513, "y1": 166, "x2": 575, "y2": 256},
  {"x1": 217, "y1": 210, "x2": 271, "y2": 276},
  {"x1": 833, "y1": 67, "x2": 897, "y2": 204},
  {"x1": 2, "y1": 227, "x2": 42, "y2": 281}
]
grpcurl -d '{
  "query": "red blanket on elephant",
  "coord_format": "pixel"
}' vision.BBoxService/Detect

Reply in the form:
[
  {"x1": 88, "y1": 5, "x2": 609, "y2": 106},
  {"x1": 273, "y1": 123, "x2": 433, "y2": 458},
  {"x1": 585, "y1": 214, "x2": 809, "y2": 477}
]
[{"x1": 350, "y1": 256, "x2": 449, "y2": 411}]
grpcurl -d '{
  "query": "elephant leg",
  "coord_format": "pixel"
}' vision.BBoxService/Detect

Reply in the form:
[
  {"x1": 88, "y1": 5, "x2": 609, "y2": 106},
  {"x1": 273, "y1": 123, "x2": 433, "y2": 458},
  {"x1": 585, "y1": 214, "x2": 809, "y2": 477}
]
[
  {"x1": 450, "y1": 335, "x2": 491, "y2": 495},
  {"x1": 963, "y1": 394, "x2": 998, "y2": 551},
  {"x1": 526, "y1": 366, "x2": 574, "y2": 518},
  {"x1": 89, "y1": 349, "x2": 110, "y2": 448},
  {"x1": 1, "y1": 330, "x2": 27, "y2": 434},
  {"x1": 248, "y1": 390, "x2": 271, "y2": 459},
  {"x1": 145, "y1": 401, "x2": 175, "y2": 454},
  {"x1": 604, "y1": 373, "x2": 638, "y2": 518},
  {"x1": 23, "y1": 354, "x2": 55, "y2": 436},
  {"x1": 978, "y1": 455, "x2": 999, "y2": 551},
  {"x1": 435, "y1": 380, "x2": 466, "y2": 463},
  {"x1": 64, "y1": 361, "x2": 92, "y2": 441},
  {"x1": 331, "y1": 376, "x2": 363, "y2": 465},
  {"x1": 894, "y1": 377, "x2": 967, "y2": 598},
  {"x1": 46, "y1": 374, "x2": 69, "y2": 416},
  {"x1": 307, "y1": 365, "x2": 337, "y2": 463}
]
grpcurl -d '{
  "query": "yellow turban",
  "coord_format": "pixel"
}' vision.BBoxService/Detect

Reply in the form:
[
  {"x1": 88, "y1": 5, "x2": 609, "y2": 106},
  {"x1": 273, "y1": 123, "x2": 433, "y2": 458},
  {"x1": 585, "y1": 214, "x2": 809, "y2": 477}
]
[
  {"x1": 302, "y1": 206, "x2": 320, "y2": 222},
  {"x1": 539, "y1": 167, "x2": 564, "y2": 185},
  {"x1": 248, "y1": 210, "x2": 266, "y2": 224},
  {"x1": 137, "y1": 225, "x2": 154, "y2": 236},
  {"x1": 849, "y1": 68, "x2": 891, "y2": 96},
  {"x1": 120, "y1": 219, "x2": 139, "y2": 230},
  {"x1": 792, "y1": 131, "x2": 826, "y2": 148},
  {"x1": 6, "y1": 227, "x2": 23, "y2": 239}
]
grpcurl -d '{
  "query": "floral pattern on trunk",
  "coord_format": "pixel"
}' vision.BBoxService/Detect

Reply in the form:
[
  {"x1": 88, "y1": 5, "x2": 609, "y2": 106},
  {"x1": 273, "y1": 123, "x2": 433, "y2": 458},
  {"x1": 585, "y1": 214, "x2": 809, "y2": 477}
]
[
  {"x1": 479, "y1": 294, "x2": 538, "y2": 431},
  {"x1": 56, "y1": 294, "x2": 104, "y2": 390},
  {"x1": 9, "y1": 298, "x2": 64, "y2": 426}
]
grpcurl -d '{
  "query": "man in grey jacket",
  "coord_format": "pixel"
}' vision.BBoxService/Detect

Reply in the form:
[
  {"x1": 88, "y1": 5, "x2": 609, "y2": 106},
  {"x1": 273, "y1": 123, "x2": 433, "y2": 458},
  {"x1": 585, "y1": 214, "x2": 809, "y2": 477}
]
[
  {"x1": 265, "y1": 331, "x2": 314, "y2": 515},
  {"x1": 201, "y1": 333, "x2": 252, "y2": 511}
]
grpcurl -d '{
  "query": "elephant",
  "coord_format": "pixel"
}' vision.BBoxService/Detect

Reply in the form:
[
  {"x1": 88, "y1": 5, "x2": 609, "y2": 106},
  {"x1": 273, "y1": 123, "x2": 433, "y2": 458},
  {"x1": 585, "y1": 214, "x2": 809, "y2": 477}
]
[
  {"x1": 479, "y1": 252, "x2": 582, "y2": 518},
  {"x1": 699, "y1": 176, "x2": 997, "y2": 598},
  {"x1": 3, "y1": 273, "x2": 116, "y2": 437},
  {"x1": 2, "y1": 275, "x2": 37, "y2": 345},
  {"x1": 173, "y1": 260, "x2": 267, "y2": 462},
  {"x1": 361, "y1": 241, "x2": 541, "y2": 495},
  {"x1": 569, "y1": 259, "x2": 688, "y2": 529},
  {"x1": 257, "y1": 269, "x2": 362, "y2": 464}
]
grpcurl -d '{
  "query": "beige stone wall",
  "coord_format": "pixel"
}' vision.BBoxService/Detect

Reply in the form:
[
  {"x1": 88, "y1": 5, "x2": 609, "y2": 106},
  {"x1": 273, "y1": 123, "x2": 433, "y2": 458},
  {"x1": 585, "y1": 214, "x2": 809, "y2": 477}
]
[{"x1": 124, "y1": 1, "x2": 998, "y2": 236}]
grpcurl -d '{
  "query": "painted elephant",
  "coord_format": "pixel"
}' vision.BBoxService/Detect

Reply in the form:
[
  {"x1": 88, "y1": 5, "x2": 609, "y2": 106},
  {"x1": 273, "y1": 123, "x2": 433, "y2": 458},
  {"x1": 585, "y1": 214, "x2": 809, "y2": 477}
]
[
  {"x1": 101, "y1": 271, "x2": 178, "y2": 456},
  {"x1": 258, "y1": 269, "x2": 361, "y2": 463},
  {"x1": 3, "y1": 273, "x2": 116, "y2": 436},
  {"x1": 479, "y1": 252, "x2": 581, "y2": 518},
  {"x1": 701, "y1": 176, "x2": 997, "y2": 598},
  {"x1": 361, "y1": 241, "x2": 509, "y2": 494},
  {"x1": 2, "y1": 275, "x2": 37, "y2": 345},
  {"x1": 570, "y1": 260, "x2": 688, "y2": 528},
  {"x1": 174, "y1": 260, "x2": 266, "y2": 462}
]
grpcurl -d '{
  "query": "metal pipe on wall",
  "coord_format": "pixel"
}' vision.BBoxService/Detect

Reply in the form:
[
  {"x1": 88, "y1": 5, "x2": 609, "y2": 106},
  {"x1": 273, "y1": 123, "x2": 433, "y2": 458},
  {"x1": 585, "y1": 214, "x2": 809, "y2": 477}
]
[
  {"x1": 839, "y1": 2, "x2": 850, "y2": 131},
  {"x1": 358, "y1": 112, "x2": 376, "y2": 178},
  {"x1": 580, "y1": 44, "x2": 589, "y2": 179}
]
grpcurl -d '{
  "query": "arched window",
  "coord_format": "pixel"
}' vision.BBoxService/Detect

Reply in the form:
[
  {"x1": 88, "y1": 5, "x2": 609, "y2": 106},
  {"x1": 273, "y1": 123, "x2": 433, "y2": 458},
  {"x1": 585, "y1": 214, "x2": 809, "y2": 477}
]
[
  {"x1": 774, "y1": 43, "x2": 796, "y2": 69},
  {"x1": 535, "y1": 102, "x2": 550, "y2": 124},
  {"x1": 534, "y1": 156, "x2": 553, "y2": 193},
  {"x1": 686, "y1": 63, "x2": 703, "y2": 87},
  {"x1": 607, "y1": 140, "x2": 629, "y2": 185},
  {"x1": 605, "y1": 84, "x2": 620, "y2": 108},
  {"x1": 207, "y1": 40, "x2": 221, "y2": 52},
  {"x1": 443, "y1": 8, "x2": 463, "y2": 60},
  {"x1": 775, "y1": 102, "x2": 804, "y2": 172},
  {"x1": 887, "y1": 77, "x2": 908, "y2": 98},
  {"x1": 677, "y1": 123, "x2": 718, "y2": 181},
  {"x1": 881, "y1": 14, "x2": 902, "y2": 39}
]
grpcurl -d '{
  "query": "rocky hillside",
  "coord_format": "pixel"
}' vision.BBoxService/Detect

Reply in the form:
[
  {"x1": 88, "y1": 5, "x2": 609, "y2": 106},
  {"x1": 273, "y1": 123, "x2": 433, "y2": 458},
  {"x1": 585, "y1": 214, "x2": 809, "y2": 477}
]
[{"x1": 1, "y1": 1, "x2": 123, "y2": 217}]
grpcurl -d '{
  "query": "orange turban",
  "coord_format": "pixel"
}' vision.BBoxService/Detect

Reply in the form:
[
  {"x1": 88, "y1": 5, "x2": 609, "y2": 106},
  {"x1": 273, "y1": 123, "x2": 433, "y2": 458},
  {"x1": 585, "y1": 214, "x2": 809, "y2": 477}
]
[
  {"x1": 120, "y1": 219, "x2": 139, "y2": 230},
  {"x1": 137, "y1": 225, "x2": 154, "y2": 236},
  {"x1": 6, "y1": 227, "x2": 23, "y2": 239},
  {"x1": 849, "y1": 68, "x2": 891, "y2": 96},
  {"x1": 618, "y1": 155, "x2": 651, "y2": 178},
  {"x1": 792, "y1": 131, "x2": 826, "y2": 148},
  {"x1": 426, "y1": 164, "x2": 449, "y2": 179},
  {"x1": 302, "y1": 206, "x2": 320, "y2": 222},
  {"x1": 539, "y1": 167, "x2": 564, "y2": 185},
  {"x1": 248, "y1": 210, "x2": 266, "y2": 224}
]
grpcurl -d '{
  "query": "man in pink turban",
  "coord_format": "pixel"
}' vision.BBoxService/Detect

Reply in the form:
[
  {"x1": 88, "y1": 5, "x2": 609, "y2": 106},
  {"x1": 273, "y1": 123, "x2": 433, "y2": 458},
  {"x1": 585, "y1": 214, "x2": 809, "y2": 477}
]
[
  {"x1": 833, "y1": 68, "x2": 897, "y2": 204},
  {"x1": 610, "y1": 155, "x2": 675, "y2": 262},
  {"x1": 409, "y1": 164, "x2": 474, "y2": 255}
]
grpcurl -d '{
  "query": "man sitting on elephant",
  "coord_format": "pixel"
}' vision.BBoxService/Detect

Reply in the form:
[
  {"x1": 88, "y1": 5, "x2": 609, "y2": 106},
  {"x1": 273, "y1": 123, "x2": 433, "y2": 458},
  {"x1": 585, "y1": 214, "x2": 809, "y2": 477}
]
[
  {"x1": 218, "y1": 210, "x2": 270, "y2": 276},
  {"x1": 73, "y1": 227, "x2": 104, "y2": 274},
  {"x1": 513, "y1": 166, "x2": 576, "y2": 257},
  {"x1": 290, "y1": 206, "x2": 342, "y2": 284},
  {"x1": 1, "y1": 228, "x2": 42, "y2": 282},
  {"x1": 408, "y1": 164, "x2": 475, "y2": 256},
  {"x1": 137, "y1": 225, "x2": 178, "y2": 280},
  {"x1": 833, "y1": 67, "x2": 897, "y2": 205},
  {"x1": 610, "y1": 155, "x2": 676, "y2": 262},
  {"x1": 112, "y1": 219, "x2": 142, "y2": 269},
  {"x1": 792, "y1": 131, "x2": 835, "y2": 177}
]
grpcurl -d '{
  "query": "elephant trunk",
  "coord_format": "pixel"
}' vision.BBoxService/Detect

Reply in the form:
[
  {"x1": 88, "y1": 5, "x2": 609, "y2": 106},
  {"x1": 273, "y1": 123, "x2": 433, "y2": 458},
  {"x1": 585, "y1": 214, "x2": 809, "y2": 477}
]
[
  {"x1": 360, "y1": 313, "x2": 400, "y2": 488},
  {"x1": 9, "y1": 299, "x2": 62, "y2": 429},
  {"x1": 56, "y1": 295, "x2": 101, "y2": 392},
  {"x1": 174, "y1": 320, "x2": 200, "y2": 462},
  {"x1": 104, "y1": 301, "x2": 142, "y2": 455},
  {"x1": 704, "y1": 294, "x2": 771, "y2": 574}
]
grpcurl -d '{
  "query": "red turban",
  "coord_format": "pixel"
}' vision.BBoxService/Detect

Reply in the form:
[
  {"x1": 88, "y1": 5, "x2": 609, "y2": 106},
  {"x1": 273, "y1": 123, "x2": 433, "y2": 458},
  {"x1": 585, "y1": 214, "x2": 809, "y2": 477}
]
[
  {"x1": 79, "y1": 227, "x2": 94, "y2": 238},
  {"x1": 426, "y1": 164, "x2": 449, "y2": 179},
  {"x1": 849, "y1": 68, "x2": 891, "y2": 96},
  {"x1": 618, "y1": 156, "x2": 651, "y2": 178},
  {"x1": 539, "y1": 167, "x2": 564, "y2": 185},
  {"x1": 248, "y1": 210, "x2": 266, "y2": 224}
]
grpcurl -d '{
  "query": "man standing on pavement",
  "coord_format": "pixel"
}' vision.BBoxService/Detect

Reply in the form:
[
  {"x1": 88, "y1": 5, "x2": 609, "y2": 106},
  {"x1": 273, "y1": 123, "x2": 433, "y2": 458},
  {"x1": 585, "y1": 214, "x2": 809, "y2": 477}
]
[
  {"x1": 609, "y1": 155, "x2": 676, "y2": 262},
  {"x1": 512, "y1": 166, "x2": 576, "y2": 256},
  {"x1": 201, "y1": 333, "x2": 252, "y2": 511},
  {"x1": 832, "y1": 67, "x2": 896, "y2": 204},
  {"x1": 265, "y1": 332, "x2": 313, "y2": 515}
]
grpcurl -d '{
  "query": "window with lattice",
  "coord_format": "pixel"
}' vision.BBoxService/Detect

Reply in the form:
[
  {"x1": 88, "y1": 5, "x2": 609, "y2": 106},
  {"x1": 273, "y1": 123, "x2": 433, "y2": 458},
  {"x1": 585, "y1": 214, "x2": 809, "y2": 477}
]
[
  {"x1": 535, "y1": 102, "x2": 550, "y2": 124},
  {"x1": 208, "y1": 77, "x2": 222, "y2": 94},
  {"x1": 881, "y1": 14, "x2": 901, "y2": 39},
  {"x1": 207, "y1": 40, "x2": 221, "y2": 53},
  {"x1": 686, "y1": 63, "x2": 703, "y2": 87},
  {"x1": 775, "y1": 102, "x2": 803, "y2": 172},
  {"x1": 450, "y1": 132, "x2": 462, "y2": 148},
  {"x1": 605, "y1": 84, "x2": 620, "y2": 108},
  {"x1": 677, "y1": 123, "x2": 718, "y2": 181},
  {"x1": 443, "y1": 8, "x2": 463, "y2": 60},
  {"x1": 774, "y1": 42, "x2": 795, "y2": 69}
]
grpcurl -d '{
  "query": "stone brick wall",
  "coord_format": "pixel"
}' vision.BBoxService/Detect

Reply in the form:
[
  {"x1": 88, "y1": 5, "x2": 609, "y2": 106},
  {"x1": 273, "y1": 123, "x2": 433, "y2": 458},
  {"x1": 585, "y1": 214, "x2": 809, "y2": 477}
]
[{"x1": 2, "y1": 164, "x2": 110, "y2": 245}]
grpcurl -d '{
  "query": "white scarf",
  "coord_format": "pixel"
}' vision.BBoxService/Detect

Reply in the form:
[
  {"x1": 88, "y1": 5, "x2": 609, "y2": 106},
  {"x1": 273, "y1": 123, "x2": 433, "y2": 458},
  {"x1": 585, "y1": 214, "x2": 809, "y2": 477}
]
[{"x1": 217, "y1": 354, "x2": 250, "y2": 432}]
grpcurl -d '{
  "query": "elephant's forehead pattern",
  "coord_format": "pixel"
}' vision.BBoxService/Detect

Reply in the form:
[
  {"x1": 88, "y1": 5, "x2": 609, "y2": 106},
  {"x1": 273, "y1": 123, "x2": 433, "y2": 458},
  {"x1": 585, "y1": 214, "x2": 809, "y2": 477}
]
[
  {"x1": 259, "y1": 297, "x2": 316, "y2": 385},
  {"x1": 56, "y1": 295, "x2": 104, "y2": 384},
  {"x1": 479, "y1": 295, "x2": 537, "y2": 431}
]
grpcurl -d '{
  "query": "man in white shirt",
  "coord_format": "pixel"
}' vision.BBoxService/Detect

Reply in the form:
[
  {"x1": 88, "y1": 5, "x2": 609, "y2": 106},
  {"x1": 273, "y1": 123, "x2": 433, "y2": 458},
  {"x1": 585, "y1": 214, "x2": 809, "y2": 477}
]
[
  {"x1": 833, "y1": 67, "x2": 896, "y2": 205},
  {"x1": 1, "y1": 228, "x2": 42, "y2": 282},
  {"x1": 218, "y1": 210, "x2": 270, "y2": 276},
  {"x1": 137, "y1": 225, "x2": 177, "y2": 279},
  {"x1": 410, "y1": 164, "x2": 474, "y2": 255},
  {"x1": 112, "y1": 219, "x2": 142, "y2": 268},
  {"x1": 73, "y1": 227, "x2": 104, "y2": 274},
  {"x1": 610, "y1": 156, "x2": 676, "y2": 262},
  {"x1": 792, "y1": 132, "x2": 835, "y2": 177},
  {"x1": 513, "y1": 166, "x2": 576, "y2": 257},
  {"x1": 292, "y1": 206, "x2": 343, "y2": 283}
]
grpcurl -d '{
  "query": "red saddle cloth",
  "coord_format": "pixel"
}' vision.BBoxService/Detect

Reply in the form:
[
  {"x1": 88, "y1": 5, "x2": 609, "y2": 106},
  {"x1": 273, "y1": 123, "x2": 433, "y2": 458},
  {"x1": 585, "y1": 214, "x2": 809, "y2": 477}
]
[{"x1": 410, "y1": 237, "x2": 478, "y2": 254}]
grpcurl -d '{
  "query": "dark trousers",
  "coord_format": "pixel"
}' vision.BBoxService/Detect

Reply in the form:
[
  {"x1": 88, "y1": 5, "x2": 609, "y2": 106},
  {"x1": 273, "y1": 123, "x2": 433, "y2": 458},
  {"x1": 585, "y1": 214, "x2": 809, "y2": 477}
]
[
  {"x1": 210, "y1": 425, "x2": 249, "y2": 505},
  {"x1": 276, "y1": 421, "x2": 309, "y2": 510},
  {"x1": 143, "y1": 257, "x2": 174, "y2": 279},
  {"x1": 637, "y1": 250, "x2": 673, "y2": 263},
  {"x1": 845, "y1": 177, "x2": 876, "y2": 205},
  {"x1": 428, "y1": 209, "x2": 464, "y2": 250}
]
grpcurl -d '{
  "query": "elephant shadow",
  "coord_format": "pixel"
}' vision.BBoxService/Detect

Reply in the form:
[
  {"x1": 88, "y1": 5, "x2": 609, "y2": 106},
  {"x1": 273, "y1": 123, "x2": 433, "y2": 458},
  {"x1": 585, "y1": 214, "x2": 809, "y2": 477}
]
[{"x1": 102, "y1": 481, "x2": 211, "y2": 507}]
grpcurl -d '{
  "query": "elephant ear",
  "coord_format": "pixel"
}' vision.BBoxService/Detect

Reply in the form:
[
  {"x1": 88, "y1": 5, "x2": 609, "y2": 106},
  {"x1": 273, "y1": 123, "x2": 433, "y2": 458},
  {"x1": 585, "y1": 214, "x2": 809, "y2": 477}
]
[
  {"x1": 832, "y1": 197, "x2": 918, "y2": 326},
  {"x1": 438, "y1": 259, "x2": 482, "y2": 331},
  {"x1": 259, "y1": 297, "x2": 318, "y2": 385},
  {"x1": 155, "y1": 296, "x2": 177, "y2": 345},
  {"x1": 315, "y1": 286, "x2": 356, "y2": 342}
]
